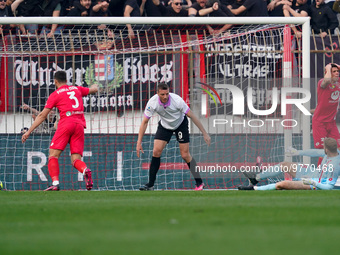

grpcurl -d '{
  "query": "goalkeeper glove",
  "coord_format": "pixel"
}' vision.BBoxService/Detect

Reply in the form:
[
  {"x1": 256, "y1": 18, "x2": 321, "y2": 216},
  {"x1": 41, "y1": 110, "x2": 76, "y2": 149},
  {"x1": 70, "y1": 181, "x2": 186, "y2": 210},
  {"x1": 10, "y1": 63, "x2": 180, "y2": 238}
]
[
  {"x1": 285, "y1": 146, "x2": 299, "y2": 157},
  {"x1": 302, "y1": 178, "x2": 317, "y2": 187}
]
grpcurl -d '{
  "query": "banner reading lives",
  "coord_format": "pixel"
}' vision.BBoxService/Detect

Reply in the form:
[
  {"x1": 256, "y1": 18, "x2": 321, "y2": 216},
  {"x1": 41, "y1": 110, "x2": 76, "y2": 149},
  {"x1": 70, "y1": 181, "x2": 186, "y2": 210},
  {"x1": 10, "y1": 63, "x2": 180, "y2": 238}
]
[{"x1": 13, "y1": 53, "x2": 173, "y2": 112}]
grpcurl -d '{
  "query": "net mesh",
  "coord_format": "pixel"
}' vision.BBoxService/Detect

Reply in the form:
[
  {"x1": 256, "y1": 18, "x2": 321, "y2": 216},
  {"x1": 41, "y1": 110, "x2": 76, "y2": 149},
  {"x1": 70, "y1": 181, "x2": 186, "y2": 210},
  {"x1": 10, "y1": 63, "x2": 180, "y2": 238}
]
[{"x1": 0, "y1": 22, "x2": 308, "y2": 190}]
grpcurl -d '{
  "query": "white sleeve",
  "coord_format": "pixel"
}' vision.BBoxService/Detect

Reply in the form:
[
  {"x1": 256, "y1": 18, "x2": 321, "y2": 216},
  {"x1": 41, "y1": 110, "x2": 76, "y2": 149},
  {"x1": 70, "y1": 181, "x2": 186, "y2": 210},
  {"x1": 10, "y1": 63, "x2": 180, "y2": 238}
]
[
  {"x1": 144, "y1": 100, "x2": 155, "y2": 119},
  {"x1": 179, "y1": 97, "x2": 190, "y2": 114}
]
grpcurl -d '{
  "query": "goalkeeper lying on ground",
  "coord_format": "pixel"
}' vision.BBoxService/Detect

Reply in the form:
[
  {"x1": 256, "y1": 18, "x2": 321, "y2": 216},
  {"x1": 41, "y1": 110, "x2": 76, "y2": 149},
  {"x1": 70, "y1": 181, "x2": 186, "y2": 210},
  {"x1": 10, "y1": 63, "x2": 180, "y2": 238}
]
[{"x1": 238, "y1": 137, "x2": 340, "y2": 191}]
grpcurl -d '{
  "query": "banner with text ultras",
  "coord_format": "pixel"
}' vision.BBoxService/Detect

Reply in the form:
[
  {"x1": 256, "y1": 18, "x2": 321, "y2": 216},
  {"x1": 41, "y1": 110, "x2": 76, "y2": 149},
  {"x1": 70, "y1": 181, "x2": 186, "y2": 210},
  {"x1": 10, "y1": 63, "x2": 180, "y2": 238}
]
[
  {"x1": 14, "y1": 53, "x2": 173, "y2": 112},
  {"x1": 204, "y1": 30, "x2": 283, "y2": 116}
]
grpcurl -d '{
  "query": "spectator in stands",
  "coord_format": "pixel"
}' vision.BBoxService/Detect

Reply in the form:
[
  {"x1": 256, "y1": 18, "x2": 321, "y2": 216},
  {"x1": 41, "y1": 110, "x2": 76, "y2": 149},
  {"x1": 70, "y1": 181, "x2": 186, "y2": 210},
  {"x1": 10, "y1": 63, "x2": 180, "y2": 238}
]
[
  {"x1": 90, "y1": 0, "x2": 112, "y2": 30},
  {"x1": 108, "y1": 0, "x2": 125, "y2": 17},
  {"x1": 228, "y1": 0, "x2": 268, "y2": 16},
  {"x1": 189, "y1": 0, "x2": 213, "y2": 16},
  {"x1": 283, "y1": 0, "x2": 310, "y2": 37},
  {"x1": 39, "y1": 0, "x2": 64, "y2": 38},
  {"x1": 21, "y1": 103, "x2": 58, "y2": 133},
  {"x1": 14, "y1": 0, "x2": 40, "y2": 34},
  {"x1": 144, "y1": 0, "x2": 168, "y2": 17},
  {"x1": 67, "y1": 0, "x2": 92, "y2": 16},
  {"x1": 60, "y1": 0, "x2": 74, "y2": 16},
  {"x1": 189, "y1": 0, "x2": 234, "y2": 35},
  {"x1": 21, "y1": 127, "x2": 29, "y2": 134},
  {"x1": 124, "y1": 0, "x2": 147, "y2": 39},
  {"x1": 0, "y1": 0, "x2": 15, "y2": 35},
  {"x1": 334, "y1": 0, "x2": 340, "y2": 11},
  {"x1": 11, "y1": 0, "x2": 63, "y2": 36},
  {"x1": 66, "y1": 0, "x2": 93, "y2": 32},
  {"x1": 310, "y1": 0, "x2": 338, "y2": 37},
  {"x1": 223, "y1": 0, "x2": 235, "y2": 5},
  {"x1": 9, "y1": 0, "x2": 30, "y2": 35},
  {"x1": 152, "y1": 0, "x2": 188, "y2": 16},
  {"x1": 325, "y1": 0, "x2": 336, "y2": 11},
  {"x1": 205, "y1": 0, "x2": 234, "y2": 34},
  {"x1": 267, "y1": 0, "x2": 293, "y2": 16}
]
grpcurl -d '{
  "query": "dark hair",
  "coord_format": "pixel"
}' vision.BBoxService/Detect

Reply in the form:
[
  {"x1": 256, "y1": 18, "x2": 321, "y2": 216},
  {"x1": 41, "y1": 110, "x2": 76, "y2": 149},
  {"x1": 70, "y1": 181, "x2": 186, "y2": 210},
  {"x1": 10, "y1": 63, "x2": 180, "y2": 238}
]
[
  {"x1": 21, "y1": 127, "x2": 29, "y2": 133},
  {"x1": 331, "y1": 63, "x2": 339, "y2": 70},
  {"x1": 54, "y1": 71, "x2": 67, "y2": 83},
  {"x1": 324, "y1": 137, "x2": 338, "y2": 153},
  {"x1": 157, "y1": 83, "x2": 169, "y2": 91}
]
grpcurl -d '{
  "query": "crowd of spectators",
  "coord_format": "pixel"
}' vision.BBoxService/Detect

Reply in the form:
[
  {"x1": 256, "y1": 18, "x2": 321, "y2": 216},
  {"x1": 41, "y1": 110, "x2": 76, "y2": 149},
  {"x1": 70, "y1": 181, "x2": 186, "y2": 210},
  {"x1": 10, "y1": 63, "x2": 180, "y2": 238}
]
[{"x1": 0, "y1": 0, "x2": 340, "y2": 38}]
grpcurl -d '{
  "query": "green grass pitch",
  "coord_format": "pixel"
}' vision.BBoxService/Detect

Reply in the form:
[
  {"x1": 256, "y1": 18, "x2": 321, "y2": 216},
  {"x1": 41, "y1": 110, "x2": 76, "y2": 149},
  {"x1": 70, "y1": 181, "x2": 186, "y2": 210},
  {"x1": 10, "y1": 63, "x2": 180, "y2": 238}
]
[{"x1": 0, "y1": 190, "x2": 339, "y2": 255}]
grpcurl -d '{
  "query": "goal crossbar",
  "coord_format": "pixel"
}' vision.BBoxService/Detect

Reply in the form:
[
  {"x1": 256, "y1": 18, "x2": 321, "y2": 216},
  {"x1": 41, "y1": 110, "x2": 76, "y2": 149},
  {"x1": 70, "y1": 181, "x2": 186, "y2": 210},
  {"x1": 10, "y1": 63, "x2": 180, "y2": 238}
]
[{"x1": 0, "y1": 16, "x2": 310, "y2": 25}]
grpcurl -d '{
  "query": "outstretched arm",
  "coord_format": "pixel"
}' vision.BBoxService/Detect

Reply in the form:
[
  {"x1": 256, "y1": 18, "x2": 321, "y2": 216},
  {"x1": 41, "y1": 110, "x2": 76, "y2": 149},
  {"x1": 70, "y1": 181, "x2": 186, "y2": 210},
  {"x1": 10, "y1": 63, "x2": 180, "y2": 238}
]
[
  {"x1": 22, "y1": 108, "x2": 51, "y2": 143},
  {"x1": 186, "y1": 110, "x2": 211, "y2": 146},
  {"x1": 88, "y1": 83, "x2": 99, "y2": 94},
  {"x1": 136, "y1": 116, "x2": 150, "y2": 157},
  {"x1": 286, "y1": 147, "x2": 325, "y2": 157}
]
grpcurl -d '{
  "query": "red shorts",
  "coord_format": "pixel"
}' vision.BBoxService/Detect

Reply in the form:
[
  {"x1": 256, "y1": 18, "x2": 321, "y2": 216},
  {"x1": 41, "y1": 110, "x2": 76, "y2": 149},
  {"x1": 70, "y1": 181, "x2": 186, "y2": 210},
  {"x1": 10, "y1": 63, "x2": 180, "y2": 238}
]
[
  {"x1": 50, "y1": 122, "x2": 85, "y2": 156},
  {"x1": 312, "y1": 120, "x2": 340, "y2": 148}
]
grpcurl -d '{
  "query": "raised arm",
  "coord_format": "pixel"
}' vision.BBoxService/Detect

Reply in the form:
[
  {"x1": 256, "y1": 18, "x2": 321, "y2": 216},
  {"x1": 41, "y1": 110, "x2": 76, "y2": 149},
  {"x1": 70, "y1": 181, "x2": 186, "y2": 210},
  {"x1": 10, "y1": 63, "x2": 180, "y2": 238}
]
[
  {"x1": 140, "y1": 0, "x2": 147, "y2": 15},
  {"x1": 124, "y1": 4, "x2": 135, "y2": 39},
  {"x1": 321, "y1": 64, "x2": 334, "y2": 88},
  {"x1": 186, "y1": 110, "x2": 211, "y2": 146},
  {"x1": 199, "y1": 2, "x2": 219, "y2": 16},
  {"x1": 11, "y1": 0, "x2": 25, "y2": 13}
]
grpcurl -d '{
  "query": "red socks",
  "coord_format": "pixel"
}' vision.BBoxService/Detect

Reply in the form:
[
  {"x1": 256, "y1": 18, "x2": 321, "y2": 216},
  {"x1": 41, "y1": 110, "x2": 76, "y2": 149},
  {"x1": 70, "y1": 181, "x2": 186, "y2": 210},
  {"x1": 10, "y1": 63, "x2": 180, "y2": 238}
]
[
  {"x1": 73, "y1": 159, "x2": 87, "y2": 174},
  {"x1": 48, "y1": 157, "x2": 59, "y2": 182}
]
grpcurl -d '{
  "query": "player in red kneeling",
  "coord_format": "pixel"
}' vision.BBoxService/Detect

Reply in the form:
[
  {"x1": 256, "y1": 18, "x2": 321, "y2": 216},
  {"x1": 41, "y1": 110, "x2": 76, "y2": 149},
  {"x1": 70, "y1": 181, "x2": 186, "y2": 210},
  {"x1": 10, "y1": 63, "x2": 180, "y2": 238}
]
[{"x1": 21, "y1": 71, "x2": 98, "y2": 191}]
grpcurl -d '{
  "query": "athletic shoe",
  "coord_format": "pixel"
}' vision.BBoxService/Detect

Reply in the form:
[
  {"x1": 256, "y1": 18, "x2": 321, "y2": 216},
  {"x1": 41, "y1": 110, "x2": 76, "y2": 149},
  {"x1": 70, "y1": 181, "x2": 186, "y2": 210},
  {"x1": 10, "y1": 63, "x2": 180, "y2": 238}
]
[
  {"x1": 84, "y1": 169, "x2": 93, "y2": 191},
  {"x1": 238, "y1": 185, "x2": 254, "y2": 190},
  {"x1": 241, "y1": 170, "x2": 258, "y2": 186},
  {"x1": 139, "y1": 184, "x2": 154, "y2": 191},
  {"x1": 241, "y1": 156, "x2": 262, "y2": 185},
  {"x1": 44, "y1": 185, "x2": 60, "y2": 191},
  {"x1": 194, "y1": 183, "x2": 205, "y2": 191}
]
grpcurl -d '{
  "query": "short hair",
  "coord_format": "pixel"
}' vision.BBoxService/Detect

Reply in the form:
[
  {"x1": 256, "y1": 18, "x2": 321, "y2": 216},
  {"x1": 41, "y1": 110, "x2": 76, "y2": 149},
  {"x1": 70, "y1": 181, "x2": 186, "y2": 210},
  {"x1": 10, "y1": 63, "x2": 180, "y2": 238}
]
[
  {"x1": 324, "y1": 137, "x2": 338, "y2": 153},
  {"x1": 21, "y1": 127, "x2": 29, "y2": 134},
  {"x1": 54, "y1": 71, "x2": 67, "y2": 83},
  {"x1": 331, "y1": 63, "x2": 339, "y2": 70},
  {"x1": 157, "y1": 83, "x2": 169, "y2": 91}
]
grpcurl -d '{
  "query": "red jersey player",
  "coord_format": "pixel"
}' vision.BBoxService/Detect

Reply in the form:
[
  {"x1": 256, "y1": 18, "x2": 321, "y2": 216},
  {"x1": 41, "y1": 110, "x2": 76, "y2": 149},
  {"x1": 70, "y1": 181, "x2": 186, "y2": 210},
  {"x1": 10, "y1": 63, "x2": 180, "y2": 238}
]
[
  {"x1": 21, "y1": 71, "x2": 98, "y2": 191},
  {"x1": 312, "y1": 63, "x2": 340, "y2": 149}
]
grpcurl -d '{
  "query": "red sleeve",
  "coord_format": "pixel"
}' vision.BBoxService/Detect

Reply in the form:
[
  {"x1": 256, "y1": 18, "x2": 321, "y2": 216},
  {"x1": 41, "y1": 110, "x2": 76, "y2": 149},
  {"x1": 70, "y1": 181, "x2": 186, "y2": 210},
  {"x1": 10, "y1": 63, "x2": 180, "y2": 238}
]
[
  {"x1": 78, "y1": 86, "x2": 90, "y2": 96},
  {"x1": 45, "y1": 92, "x2": 56, "y2": 109}
]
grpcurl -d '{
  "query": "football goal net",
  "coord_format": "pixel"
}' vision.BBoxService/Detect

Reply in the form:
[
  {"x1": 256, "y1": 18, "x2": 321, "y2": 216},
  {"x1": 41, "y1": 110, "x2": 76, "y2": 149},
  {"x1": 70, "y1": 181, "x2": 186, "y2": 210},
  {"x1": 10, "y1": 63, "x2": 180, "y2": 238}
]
[{"x1": 0, "y1": 17, "x2": 311, "y2": 190}]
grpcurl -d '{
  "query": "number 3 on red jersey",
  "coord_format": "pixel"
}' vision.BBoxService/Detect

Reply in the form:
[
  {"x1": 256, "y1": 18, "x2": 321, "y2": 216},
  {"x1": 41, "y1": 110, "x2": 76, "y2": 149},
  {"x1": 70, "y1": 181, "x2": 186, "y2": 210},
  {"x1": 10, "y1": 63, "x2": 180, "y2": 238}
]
[{"x1": 67, "y1": 91, "x2": 79, "y2": 108}]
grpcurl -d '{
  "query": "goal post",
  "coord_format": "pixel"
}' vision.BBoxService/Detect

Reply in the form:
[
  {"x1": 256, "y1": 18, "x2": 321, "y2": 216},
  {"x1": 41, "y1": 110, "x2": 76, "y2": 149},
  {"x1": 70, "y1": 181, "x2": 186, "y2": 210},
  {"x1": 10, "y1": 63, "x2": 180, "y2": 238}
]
[{"x1": 0, "y1": 16, "x2": 311, "y2": 190}]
